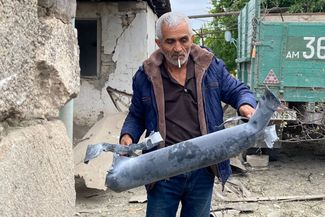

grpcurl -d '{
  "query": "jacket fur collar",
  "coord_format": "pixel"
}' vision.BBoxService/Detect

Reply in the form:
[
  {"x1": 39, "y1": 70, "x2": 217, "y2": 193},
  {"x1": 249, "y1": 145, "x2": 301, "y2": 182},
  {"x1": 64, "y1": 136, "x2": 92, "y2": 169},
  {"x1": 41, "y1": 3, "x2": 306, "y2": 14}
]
[{"x1": 143, "y1": 44, "x2": 214, "y2": 148}]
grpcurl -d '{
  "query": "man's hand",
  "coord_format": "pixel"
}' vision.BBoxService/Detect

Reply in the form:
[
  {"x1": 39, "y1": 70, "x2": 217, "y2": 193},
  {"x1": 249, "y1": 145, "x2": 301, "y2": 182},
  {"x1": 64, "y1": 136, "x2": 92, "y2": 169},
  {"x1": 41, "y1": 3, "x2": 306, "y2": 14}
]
[
  {"x1": 120, "y1": 134, "x2": 133, "y2": 146},
  {"x1": 239, "y1": 104, "x2": 255, "y2": 118},
  {"x1": 119, "y1": 134, "x2": 133, "y2": 156}
]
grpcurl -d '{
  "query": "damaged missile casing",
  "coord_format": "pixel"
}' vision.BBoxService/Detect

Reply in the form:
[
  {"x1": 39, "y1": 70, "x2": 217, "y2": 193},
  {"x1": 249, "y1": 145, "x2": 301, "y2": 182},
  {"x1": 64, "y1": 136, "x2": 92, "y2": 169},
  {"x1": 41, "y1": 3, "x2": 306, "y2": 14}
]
[
  {"x1": 105, "y1": 89, "x2": 280, "y2": 192},
  {"x1": 84, "y1": 131, "x2": 163, "y2": 163}
]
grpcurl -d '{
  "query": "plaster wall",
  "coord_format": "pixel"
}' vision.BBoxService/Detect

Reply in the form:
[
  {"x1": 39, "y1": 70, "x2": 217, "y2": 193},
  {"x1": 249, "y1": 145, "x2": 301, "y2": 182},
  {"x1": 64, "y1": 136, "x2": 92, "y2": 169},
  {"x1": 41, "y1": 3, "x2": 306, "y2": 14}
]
[{"x1": 74, "y1": 1, "x2": 158, "y2": 128}]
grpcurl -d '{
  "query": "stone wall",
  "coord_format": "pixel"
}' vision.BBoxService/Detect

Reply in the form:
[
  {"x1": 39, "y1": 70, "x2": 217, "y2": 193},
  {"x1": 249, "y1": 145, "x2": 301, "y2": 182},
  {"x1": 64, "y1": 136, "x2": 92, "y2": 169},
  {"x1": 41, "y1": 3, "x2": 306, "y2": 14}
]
[
  {"x1": 0, "y1": 0, "x2": 79, "y2": 216},
  {"x1": 0, "y1": 121, "x2": 75, "y2": 216},
  {"x1": 0, "y1": 0, "x2": 79, "y2": 121}
]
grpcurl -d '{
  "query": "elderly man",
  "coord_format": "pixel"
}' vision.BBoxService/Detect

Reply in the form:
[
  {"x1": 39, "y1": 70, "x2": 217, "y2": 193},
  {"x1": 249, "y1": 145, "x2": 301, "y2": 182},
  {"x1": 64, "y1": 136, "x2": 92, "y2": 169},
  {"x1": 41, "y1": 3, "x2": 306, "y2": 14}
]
[{"x1": 120, "y1": 12, "x2": 256, "y2": 217}]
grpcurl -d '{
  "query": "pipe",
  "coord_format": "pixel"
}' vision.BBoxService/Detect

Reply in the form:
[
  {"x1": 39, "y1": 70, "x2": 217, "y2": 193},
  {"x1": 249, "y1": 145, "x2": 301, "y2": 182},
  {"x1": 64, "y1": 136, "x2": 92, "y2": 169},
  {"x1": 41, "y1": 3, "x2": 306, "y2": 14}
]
[
  {"x1": 59, "y1": 99, "x2": 74, "y2": 143},
  {"x1": 59, "y1": 18, "x2": 76, "y2": 144},
  {"x1": 104, "y1": 88, "x2": 280, "y2": 192}
]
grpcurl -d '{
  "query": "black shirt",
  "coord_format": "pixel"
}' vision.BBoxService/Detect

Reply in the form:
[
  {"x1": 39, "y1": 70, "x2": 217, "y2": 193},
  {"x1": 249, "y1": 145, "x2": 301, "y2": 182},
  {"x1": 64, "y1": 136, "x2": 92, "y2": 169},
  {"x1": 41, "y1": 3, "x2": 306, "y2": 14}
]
[{"x1": 161, "y1": 57, "x2": 202, "y2": 146}]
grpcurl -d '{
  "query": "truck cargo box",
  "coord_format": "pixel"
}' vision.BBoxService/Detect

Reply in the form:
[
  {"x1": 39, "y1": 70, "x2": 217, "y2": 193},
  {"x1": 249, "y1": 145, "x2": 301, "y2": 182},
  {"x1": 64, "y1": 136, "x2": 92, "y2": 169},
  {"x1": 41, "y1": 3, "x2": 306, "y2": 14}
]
[
  {"x1": 237, "y1": 0, "x2": 325, "y2": 103},
  {"x1": 237, "y1": 0, "x2": 325, "y2": 145}
]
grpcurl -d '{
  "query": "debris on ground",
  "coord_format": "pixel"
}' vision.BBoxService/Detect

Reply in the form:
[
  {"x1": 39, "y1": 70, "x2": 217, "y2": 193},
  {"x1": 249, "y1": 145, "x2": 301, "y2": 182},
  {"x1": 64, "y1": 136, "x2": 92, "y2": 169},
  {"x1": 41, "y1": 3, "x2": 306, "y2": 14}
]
[
  {"x1": 75, "y1": 118, "x2": 325, "y2": 217},
  {"x1": 129, "y1": 195, "x2": 147, "y2": 203},
  {"x1": 74, "y1": 112, "x2": 127, "y2": 190}
]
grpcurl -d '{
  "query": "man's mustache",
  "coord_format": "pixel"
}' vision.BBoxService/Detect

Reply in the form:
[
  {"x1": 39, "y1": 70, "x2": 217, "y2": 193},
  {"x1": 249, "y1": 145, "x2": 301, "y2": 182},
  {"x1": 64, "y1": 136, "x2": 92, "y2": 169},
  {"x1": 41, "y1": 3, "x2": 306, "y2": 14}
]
[{"x1": 171, "y1": 53, "x2": 185, "y2": 58}]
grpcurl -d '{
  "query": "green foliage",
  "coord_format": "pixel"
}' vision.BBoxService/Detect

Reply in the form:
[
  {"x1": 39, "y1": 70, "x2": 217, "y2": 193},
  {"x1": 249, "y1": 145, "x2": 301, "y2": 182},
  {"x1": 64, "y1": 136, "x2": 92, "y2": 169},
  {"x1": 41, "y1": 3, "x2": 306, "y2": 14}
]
[
  {"x1": 202, "y1": 0, "x2": 249, "y2": 73},
  {"x1": 261, "y1": 0, "x2": 325, "y2": 12},
  {"x1": 202, "y1": 0, "x2": 325, "y2": 73},
  {"x1": 204, "y1": 33, "x2": 237, "y2": 73}
]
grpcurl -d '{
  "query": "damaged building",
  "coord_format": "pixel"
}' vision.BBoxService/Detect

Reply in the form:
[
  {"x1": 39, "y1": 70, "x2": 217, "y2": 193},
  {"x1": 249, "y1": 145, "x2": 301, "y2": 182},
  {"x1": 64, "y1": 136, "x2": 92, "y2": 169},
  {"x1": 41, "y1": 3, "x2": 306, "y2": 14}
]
[
  {"x1": 0, "y1": 0, "x2": 170, "y2": 216},
  {"x1": 73, "y1": 0, "x2": 171, "y2": 191},
  {"x1": 73, "y1": 0, "x2": 171, "y2": 139},
  {"x1": 0, "y1": 0, "x2": 79, "y2": 216}
]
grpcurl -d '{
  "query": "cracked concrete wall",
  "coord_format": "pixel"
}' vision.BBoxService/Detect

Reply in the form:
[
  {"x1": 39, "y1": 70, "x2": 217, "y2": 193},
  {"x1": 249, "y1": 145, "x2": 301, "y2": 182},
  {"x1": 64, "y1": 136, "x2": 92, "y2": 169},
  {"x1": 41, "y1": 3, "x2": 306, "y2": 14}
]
[
  {"x1": 0, "y1": 0, "x2": 78, "y2": 216},
  {"x1": 74, "y1": 1, "x2": 157, "y2": 128},
  {"x1": 0, "y1": 0, "x2": 79, "y2": 121},
  {"x1": 0, "y1": 121, "x2": 75, "y2": 217}
]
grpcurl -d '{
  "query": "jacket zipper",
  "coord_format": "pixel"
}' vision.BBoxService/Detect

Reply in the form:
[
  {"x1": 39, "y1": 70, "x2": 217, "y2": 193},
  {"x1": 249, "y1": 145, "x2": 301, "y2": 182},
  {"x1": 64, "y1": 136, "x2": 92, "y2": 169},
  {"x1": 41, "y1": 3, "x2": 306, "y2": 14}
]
[
  {"x1": 149, "y1": 80, "x2": 159, "y2": 133},
  {"x1": 202, "y1": 71, "x2": 222, "y2": 182}
]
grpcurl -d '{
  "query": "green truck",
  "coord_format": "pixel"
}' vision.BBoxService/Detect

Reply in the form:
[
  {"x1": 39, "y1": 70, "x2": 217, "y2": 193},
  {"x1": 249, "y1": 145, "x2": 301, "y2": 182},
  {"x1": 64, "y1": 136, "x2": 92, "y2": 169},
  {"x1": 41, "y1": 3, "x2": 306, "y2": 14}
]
[{"x1": 236, "y1": 0, "x2": 325, "y2": 147}]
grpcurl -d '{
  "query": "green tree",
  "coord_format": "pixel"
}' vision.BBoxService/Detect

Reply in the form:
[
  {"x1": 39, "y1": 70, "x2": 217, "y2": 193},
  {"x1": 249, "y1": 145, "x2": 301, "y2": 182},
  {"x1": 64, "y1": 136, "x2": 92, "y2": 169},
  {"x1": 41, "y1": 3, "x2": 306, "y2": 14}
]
[
  {"x1": 262, "y1": 0, "x2": 325, "y2": 13},
  {"x1": 203, "y1": 0, "x2": 325, "y2": 73},
  {"x1": 202, "y1": 0, "x2": 249, "y2": 73}
]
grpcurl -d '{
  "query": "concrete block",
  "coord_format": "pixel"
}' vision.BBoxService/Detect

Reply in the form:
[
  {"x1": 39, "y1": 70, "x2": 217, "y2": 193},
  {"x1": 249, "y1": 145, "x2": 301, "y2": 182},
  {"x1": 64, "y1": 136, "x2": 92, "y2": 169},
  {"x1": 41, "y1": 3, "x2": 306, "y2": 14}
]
[
  {"x1": 38, "y1": 0, "x2": 77, "y2": 23},
  {"x1": 0, "y1": 0, "x2": 79, "y2": 122},
  {"x1": 0, "y1": 121, "x2": 75, "y2": 216}
]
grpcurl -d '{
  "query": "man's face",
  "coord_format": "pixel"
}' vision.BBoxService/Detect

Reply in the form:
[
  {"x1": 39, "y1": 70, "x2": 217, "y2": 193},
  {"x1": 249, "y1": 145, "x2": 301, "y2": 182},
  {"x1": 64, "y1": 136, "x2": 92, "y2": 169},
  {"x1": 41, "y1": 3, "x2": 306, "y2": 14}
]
[{"x1": 156, "y1": 21, "x2": 194, "y2": 67}]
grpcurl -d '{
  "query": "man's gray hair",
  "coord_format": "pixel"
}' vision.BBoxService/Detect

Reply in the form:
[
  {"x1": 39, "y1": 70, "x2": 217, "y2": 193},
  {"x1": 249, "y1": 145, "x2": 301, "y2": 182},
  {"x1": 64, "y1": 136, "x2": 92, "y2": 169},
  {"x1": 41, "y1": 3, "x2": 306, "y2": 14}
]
[{"x1": 156, "y1": 12, "x2": 194, "y2": 40}]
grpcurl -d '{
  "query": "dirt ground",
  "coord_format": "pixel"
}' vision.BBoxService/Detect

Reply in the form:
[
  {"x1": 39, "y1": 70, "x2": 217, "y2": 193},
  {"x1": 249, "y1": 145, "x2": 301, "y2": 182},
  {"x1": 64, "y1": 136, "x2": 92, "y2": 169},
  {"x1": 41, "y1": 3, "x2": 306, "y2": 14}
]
[{"x1": 75, "y1": 142, "x2": 325, "y2": 217}]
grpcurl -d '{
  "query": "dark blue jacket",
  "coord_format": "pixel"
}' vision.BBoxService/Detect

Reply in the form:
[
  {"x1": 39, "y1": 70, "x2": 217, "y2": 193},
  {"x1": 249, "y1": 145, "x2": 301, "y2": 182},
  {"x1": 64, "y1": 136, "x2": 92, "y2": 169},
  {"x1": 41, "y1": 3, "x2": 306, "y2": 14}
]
[{"x1": 121, "y1": 44, "x2": 256, "y2": 186}]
